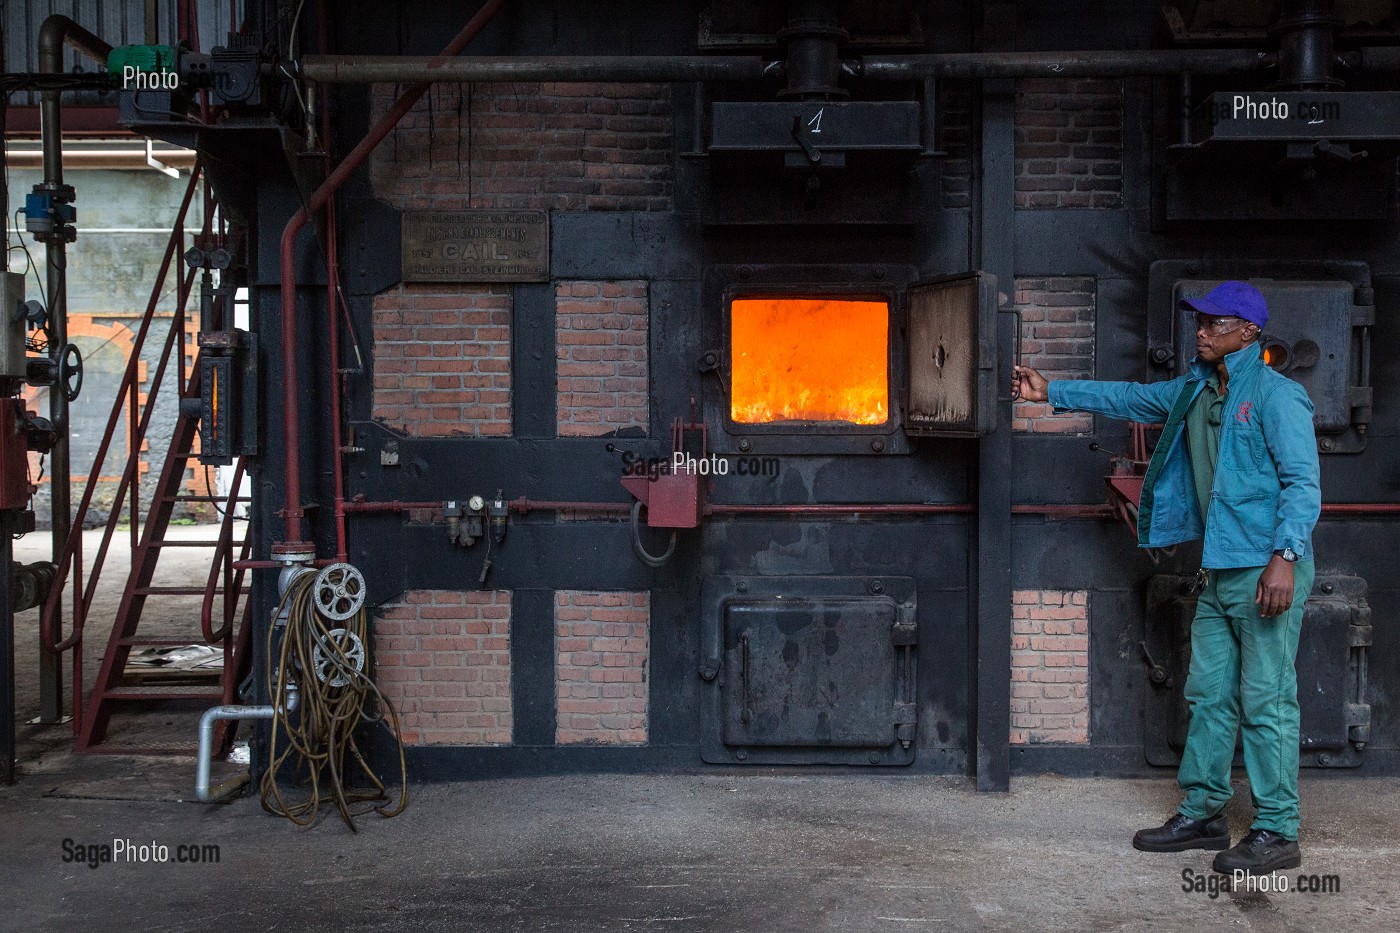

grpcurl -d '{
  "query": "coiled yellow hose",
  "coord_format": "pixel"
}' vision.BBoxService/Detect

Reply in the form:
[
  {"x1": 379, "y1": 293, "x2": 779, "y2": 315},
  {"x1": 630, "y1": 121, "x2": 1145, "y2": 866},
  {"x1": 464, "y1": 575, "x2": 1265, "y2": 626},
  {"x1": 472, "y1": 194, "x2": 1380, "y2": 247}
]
[{"x1": 260, "y1": 571, "x2": 408, "y2": 830}]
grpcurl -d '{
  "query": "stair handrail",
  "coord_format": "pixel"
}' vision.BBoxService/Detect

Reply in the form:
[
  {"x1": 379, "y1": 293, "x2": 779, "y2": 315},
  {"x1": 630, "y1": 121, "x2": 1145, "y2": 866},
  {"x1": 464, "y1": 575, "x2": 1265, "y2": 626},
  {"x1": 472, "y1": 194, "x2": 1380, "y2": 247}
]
[
  {"x1": 39, "y1": 162, "x2": 203, "y2": 658},
  {"x1": 202, "y1": 457, "x2": 250, "y2": 643}
]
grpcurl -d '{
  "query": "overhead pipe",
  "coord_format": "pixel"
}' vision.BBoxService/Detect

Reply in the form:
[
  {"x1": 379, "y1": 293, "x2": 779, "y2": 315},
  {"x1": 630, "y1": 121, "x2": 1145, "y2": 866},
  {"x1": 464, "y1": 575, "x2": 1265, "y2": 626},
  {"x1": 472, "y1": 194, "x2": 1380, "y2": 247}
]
[
  {"x1": 300, "y1": 48, "x2": 1272, "y2": 86},
  {"x1": 301, "y1": 54, "x2": 777, "y2": 85},
  {"x1": 276, "y1": 0, "x2": 506, "y2": 554},
  {"x1": 856, "y1": 49, "x2": 1268, "y2": 80},
  {"x1": 36, "y1": 14, "x2": 115, "y2": 725}
]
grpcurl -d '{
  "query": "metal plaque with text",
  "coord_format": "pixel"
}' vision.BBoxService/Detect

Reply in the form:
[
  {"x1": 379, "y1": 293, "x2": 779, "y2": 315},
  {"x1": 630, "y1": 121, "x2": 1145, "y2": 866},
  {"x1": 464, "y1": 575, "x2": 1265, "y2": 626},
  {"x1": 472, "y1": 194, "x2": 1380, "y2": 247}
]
[{"x1": 401, "y1": 210, "x2": 549, "y2": 283}]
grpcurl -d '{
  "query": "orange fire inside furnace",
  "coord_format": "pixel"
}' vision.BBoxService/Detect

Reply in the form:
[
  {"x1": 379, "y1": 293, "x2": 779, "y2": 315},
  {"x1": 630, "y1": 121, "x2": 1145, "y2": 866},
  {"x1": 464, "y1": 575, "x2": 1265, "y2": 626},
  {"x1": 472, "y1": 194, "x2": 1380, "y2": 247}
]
[{"x1": 730, "y1": 297, "x2": 889, "y2": 425}]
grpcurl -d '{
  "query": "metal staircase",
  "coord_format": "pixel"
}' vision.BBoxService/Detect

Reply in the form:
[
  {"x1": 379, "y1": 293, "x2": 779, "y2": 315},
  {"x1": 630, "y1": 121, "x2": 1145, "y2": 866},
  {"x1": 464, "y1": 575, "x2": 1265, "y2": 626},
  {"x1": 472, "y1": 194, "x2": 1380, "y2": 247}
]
[{"x1": 40, "y1": 162, "x2": 254, "y2": 754}]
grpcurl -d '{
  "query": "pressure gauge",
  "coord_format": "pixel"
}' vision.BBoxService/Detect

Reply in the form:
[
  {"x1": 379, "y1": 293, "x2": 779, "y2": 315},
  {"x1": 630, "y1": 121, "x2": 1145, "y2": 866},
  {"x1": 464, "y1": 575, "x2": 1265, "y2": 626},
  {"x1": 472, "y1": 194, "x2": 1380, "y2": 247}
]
[{"x1": 468, "y1": 495, "x2": 485, "y2": 512}]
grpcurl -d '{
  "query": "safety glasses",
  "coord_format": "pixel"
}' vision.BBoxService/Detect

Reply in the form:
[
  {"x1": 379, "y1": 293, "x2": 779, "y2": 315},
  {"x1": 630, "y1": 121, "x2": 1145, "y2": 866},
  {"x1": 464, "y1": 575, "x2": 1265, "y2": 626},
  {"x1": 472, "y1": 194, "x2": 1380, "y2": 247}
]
[{"x1": 1195, "y1": 314, "x2": 1249, "y2": 336}]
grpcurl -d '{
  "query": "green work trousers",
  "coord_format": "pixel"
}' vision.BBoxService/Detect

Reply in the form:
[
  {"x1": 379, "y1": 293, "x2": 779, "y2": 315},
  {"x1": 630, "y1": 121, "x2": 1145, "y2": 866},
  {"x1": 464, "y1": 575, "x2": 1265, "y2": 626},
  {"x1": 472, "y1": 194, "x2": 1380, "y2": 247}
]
[{"x1": 1175, "y1": 560, "x2": 1315, "y2": 840}]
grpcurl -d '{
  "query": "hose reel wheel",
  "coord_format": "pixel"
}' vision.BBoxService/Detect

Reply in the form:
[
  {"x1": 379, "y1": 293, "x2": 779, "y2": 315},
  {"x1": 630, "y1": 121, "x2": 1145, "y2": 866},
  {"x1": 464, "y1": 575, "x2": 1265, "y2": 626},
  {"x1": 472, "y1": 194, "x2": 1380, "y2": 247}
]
[
  {"x1": 312, "y1": 562, "x2": 366, "y2": 621},
  {"x1": 312, "y1": 628, "x2": 365, "y2": 688}
]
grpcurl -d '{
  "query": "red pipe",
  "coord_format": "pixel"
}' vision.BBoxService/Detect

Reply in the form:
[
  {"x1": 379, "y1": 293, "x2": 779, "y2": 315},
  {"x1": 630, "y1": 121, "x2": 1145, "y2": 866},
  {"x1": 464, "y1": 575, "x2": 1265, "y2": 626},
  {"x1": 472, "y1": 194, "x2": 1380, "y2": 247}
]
[
  {"x1": 705, "y1": 503, "x2": 974, "y2": 515},
  {"x1": 277, "y1": 0, "x2": 506, "y2": 550},
  {"x1": 1321, "y1": 503, "x2": 1400, "y2": 514},
  {"x1": 232, "y1": 559, "x2": 336, "y2": 570},
  {"x1": 341, "y1": 500, "x2": 443, "y2": 514},
  {"x1": 340, "y1": 497, "x2": 1400, "y2": 520}
]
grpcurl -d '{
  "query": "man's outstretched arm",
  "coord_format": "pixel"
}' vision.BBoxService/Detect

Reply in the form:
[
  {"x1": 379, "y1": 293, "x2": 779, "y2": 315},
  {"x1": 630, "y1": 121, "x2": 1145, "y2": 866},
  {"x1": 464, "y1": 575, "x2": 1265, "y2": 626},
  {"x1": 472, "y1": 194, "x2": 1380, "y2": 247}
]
[{"x1": 1014, "y1": 364, "x2": 1186, "y2": 425}]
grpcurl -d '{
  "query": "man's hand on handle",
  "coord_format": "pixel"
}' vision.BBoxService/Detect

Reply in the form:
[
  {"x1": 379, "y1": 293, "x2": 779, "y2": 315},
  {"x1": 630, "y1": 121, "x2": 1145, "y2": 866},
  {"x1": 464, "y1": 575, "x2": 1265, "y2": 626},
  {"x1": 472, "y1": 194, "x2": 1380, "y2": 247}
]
[
  {"x1": 1256, "y1": 556, "x2": 1295, "y2": 619},
  {"x1": 1013, "y1": 365, "x2": 1049, "y2": 403}
]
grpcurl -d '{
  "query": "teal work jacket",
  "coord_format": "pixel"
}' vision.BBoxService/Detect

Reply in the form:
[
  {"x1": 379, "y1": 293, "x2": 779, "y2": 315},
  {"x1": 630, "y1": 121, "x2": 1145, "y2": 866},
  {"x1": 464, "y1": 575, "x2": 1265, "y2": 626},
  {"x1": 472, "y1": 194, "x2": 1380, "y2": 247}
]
[{"x1": 1048, "y1": 342, "x2": 1321, "y2": 569}]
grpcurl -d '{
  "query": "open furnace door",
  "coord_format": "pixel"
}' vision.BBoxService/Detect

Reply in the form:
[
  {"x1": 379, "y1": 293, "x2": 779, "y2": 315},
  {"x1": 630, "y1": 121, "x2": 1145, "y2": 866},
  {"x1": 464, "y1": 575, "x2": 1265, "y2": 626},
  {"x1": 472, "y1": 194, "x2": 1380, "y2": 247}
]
[{"x1": 905, "y1": 272, "x2": 999, "y2": 437}]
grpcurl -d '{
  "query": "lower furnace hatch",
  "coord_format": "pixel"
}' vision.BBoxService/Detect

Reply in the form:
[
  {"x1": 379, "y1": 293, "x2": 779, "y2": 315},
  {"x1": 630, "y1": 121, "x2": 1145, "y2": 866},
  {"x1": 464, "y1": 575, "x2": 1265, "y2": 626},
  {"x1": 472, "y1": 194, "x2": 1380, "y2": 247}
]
[{"x1": 700, "y1": 575, "x2": 917, "y2": 766}]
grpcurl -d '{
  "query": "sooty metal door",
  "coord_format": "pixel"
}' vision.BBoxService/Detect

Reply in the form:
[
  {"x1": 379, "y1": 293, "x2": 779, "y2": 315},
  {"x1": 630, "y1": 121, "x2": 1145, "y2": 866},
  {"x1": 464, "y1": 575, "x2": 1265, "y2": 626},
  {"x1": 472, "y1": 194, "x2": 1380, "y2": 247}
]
[
  {"x1": 1143, "y1": 574, "x2": 1372, "y2": 768},
  {"x1": 700, "y1": 575, "x2": 917, "y2": 766}
]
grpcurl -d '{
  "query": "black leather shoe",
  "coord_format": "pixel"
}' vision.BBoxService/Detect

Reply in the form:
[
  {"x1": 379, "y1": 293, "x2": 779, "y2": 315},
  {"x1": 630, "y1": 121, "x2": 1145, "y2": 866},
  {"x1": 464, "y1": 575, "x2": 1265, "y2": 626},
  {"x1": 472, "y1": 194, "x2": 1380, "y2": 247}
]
[
  {"x1": 1212, "y1": 829, "x2": 1301, "y2": 875},
  {"x1": 1132, "y1": 812, "x2": 1230, "y2": 852}
]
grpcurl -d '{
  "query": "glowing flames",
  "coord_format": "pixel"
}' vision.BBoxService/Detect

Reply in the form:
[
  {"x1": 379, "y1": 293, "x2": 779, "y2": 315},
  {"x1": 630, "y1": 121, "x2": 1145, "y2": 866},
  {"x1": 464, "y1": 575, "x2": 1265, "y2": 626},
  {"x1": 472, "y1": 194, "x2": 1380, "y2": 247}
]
[{"x1": 730, "y1": 297, "x2": 889, "y2": 425}]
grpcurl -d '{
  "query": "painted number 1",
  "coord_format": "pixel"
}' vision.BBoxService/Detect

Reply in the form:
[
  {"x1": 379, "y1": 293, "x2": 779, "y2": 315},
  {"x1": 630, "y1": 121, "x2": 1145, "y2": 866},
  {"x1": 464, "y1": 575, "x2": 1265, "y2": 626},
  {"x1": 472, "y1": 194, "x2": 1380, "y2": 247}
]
[{"x1": 807, "y1": 109, "x2": 824, "y2": 134}]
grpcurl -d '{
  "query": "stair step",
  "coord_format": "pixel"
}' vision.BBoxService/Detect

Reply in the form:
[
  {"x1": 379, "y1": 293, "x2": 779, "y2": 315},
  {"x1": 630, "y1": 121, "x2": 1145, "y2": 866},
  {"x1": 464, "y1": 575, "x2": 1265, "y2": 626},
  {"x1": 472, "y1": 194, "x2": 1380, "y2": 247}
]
[
  {"x1": 119, "y1": 637, "x2": 224, "y2": 647},
  {"x1": 161, "y1": 495, "x2": 252, "y2": 503},
  {"x1": 148, "y1": 540, "x2": 235, "y2": 548},
  {"x1": 134, "y1": 586, "x2": 227, "y2": 596},
  {"x1": 101, "y1": 685, "x2": 225, "y2": 701}
]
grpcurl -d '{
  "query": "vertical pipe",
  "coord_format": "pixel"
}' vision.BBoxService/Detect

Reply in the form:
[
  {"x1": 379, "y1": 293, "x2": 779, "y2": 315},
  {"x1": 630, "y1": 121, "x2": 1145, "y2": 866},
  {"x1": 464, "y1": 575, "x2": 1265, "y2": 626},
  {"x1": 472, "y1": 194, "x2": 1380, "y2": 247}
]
[
  {"x1": 36, "y1": 15, "x2": 114, "y2": 724},
  {"x1": 1, "y1": 520, "x2": 13, "y2": 784},
  {"x1": 1, "y1": 23, "x2": 14, "y2": 785},
  {"x1": 318, "y1": 0, "x2": 348, "y2": 564},
  {"x1": 39, "y1": 62, "x2": 69, "y2": 729},
  {"x1": 326, "y1": 198, "x2": 347, "y2": 563},
  {"x1": 1275, "y1": 0, "x2": 1342, "y2": 90},
  {"x1": 777, "y1": 0, "x2": 847, "y2": 100},
  {"x1": 276, "y1": 0, "x2": 505, "y2": 550}
]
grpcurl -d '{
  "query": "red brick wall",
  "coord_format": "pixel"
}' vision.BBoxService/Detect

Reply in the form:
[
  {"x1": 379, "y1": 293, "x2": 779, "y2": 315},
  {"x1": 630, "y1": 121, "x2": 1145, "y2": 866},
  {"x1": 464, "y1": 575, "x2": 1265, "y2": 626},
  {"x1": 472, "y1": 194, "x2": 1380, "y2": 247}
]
[
  {"x1": 1012, "y1": 277, "x2": 1095, "y2": 434},
  {"x1": 1015, "y1": 78, "x2": 1122, "y2": 209},
  {"x1": 375, "y1": 590, "x2": 513, "y2": 746},
  {"x1": 555, "y1": 591, "x2": 649, "y2": 745},
  {"x1": 371, "y1": 285, "x2": 512, "y2": 437},
  {"x1": 1011, "y1": 589, "x2": 1089, "y2": 745},
  {"x1": 371, "y1": 83, "x2": 673, "y2": 212},
  {"x1": 556, "y1": 280, "x2": 649, "y2": 436}
]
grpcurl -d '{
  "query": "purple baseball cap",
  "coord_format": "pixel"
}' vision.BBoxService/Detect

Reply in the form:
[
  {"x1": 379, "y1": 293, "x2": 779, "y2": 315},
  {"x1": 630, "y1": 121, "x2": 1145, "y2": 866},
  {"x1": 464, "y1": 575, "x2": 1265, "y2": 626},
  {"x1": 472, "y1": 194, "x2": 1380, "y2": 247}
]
[{"x1": 1180, "y1": 280, "x2": 1269, "y2": 329}]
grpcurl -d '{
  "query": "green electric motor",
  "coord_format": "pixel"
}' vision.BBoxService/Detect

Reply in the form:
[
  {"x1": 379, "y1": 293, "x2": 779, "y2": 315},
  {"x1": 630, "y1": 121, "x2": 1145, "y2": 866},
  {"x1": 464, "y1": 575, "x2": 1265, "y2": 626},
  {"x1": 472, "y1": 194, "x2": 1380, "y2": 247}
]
[{"x1": 106, "y1": 44, "x2": 177, "y2": 78}]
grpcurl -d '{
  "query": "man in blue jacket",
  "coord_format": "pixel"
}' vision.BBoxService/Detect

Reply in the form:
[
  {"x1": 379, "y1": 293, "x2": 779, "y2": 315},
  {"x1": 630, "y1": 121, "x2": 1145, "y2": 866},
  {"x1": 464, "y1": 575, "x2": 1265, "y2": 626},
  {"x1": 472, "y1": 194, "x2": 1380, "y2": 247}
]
[{"x1": 1014, "y1": 280, "x2": 1321, "y2": 875}]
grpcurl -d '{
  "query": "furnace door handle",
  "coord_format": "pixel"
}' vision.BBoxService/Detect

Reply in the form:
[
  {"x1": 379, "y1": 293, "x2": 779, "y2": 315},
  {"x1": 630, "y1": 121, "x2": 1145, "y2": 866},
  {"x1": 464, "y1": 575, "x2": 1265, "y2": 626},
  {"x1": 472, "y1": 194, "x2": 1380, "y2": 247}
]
[
  {"x1": 791, "y1": 115, "x2": 821, "y2": 165},
  {"x1": 997, "y1": 308, "x2": 1023, "y2": 402},
  {"x1": 740, "y1": 632, "x2": 752, "y2": 725}
]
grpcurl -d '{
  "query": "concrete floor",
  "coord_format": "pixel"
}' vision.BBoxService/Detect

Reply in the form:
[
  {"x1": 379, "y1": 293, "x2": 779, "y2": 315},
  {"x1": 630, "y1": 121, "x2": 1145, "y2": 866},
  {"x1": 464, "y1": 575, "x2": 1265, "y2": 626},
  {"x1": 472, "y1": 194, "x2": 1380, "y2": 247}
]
[
  {"x1": 2, "y1": 770, "x2": 1399, "y2": 932},
  {"x1": 5, "y1": 525, "x2": 1400, "y2": 931}
]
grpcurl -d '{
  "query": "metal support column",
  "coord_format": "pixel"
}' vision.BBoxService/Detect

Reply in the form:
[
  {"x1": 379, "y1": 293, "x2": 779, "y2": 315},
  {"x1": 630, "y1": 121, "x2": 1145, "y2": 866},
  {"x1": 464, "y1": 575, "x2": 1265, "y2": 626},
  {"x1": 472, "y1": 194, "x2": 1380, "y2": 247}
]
[
  {"x1": 34, "y1": 15, "x2": 112, "y2": 724},
  {"x1": 1, "y1": 521, "x2": 14, "y2": 784},
  {"x1": 974, "y1": 4, "x2": 1016, "y2": 792},
  {"x1": 0, "y1": 25, "x2": 13, "y2": 783}
]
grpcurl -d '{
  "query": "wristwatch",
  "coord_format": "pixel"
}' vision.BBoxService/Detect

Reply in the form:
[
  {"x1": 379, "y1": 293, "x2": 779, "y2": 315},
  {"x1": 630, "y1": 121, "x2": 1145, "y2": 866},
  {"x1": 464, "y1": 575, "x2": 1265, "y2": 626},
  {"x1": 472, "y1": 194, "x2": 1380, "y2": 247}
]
[{"x1": 1274, "y1": 547, "x2": 1299, "y2": 563}]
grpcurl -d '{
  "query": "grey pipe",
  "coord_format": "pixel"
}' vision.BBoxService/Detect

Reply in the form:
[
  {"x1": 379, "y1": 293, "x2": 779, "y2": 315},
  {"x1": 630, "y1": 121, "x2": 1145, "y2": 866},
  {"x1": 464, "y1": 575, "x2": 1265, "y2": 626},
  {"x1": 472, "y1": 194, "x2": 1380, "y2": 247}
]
[
  {"x1": 300, "y1": 48, "x2": 1270, "y2": 85},
  {"x1": 857, "y1": 49, "x2": 1267, "y2": 79},
  {"x1": 36, "y1": 15, "x2": 113, "y2": 724},
  {"x1": 195, "y1": 687, "x2": 298, "y2": 803},
  {"x1": 39, "y1": 16, "x2": 113, "y2": 179},
  {"x1": 301, "y1": 54, "x2": 777, "y2": 84}
]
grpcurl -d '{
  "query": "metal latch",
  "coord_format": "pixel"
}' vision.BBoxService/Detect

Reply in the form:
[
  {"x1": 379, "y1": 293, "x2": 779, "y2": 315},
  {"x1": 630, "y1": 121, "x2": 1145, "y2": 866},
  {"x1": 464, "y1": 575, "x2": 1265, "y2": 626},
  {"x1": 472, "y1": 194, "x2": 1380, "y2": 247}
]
[{"x1": 1139, "y1": 641, "x2": 1170, "y2": 687}]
